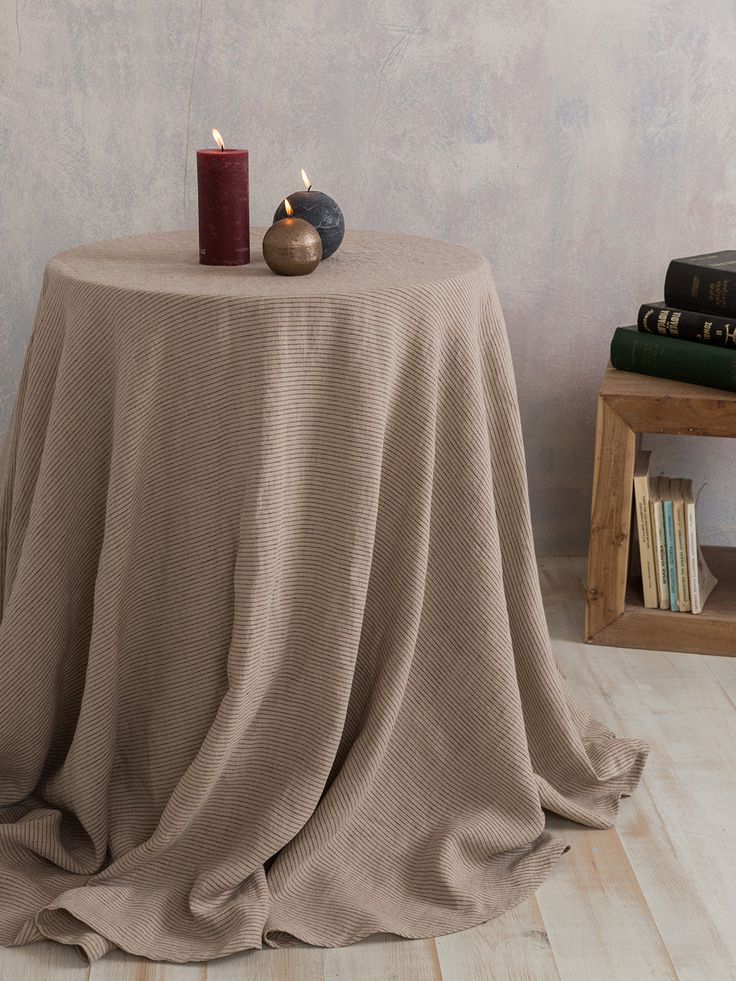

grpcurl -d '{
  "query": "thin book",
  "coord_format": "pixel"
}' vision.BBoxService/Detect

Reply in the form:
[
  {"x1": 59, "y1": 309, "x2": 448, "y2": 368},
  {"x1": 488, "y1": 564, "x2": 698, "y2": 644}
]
[
  {"x1": 682, "y1": 481, "x2": 718, "y2": 614},
  {"x1": 660, "y1": 477, "x2": 679, "y2": 612},
  {"x1": 671, "y1": 478, "x2": 691, "y2": 613},
  {"x1": 649, "y1": 476, "x2": 670, "y2": 610},
  {"x1": 632, "y1": 451, "x2": 658, "y2": 609}
]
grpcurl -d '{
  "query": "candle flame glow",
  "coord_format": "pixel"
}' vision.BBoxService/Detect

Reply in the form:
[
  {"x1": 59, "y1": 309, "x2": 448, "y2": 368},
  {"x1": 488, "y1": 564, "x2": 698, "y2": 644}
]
[
  {"x1": 212, "y1": 128, "x2": 225, "y2": 150},
  {"x1": 284, "y1": 197, "x2": 294, "y2": 216},
  {"x1": 301, "y1": 168, "x2": 312, "y2": 191}
]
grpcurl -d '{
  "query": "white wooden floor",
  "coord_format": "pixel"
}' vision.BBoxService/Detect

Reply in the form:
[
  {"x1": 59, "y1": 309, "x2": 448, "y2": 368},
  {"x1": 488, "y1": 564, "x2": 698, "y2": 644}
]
[{"x1": 2, "y1": 556, "x2": 735, "y2": 981}]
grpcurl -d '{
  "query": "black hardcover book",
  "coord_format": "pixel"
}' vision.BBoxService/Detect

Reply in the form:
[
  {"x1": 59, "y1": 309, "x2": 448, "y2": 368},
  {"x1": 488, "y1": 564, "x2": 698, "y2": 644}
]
[
  {"x1": 638, "y1": 302, "x2": 736, "y2": 348},
  {"x1": 664, "y1": 250, "x2": 736, "y2": 316}
]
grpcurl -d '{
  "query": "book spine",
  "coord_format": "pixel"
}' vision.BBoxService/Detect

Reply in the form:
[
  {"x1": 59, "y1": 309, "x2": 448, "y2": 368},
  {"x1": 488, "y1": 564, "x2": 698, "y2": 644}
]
[
  {"x1": 610, "y1": 328, "x2": 736, "y2": 392},
  {"x1": 663, "y1": 501, "x2": 679, "y2": 612},
  {"x1": 633, "y1": 474, "x2": 658, "y2": 608},
  {"x1": 650, "y1": 500, "x2": 670, "y2": 609},
  {"x1": 638, "y1": 304, "x2": 736, "y2": 348},
  {"x1": 665, "y1": 259, "x2": 736, "y2": 316},
  {"x1": 673, "y1": 500, "x2": 691, "y2": 612},
  {"x1": 685, "y1": 501, "x2": 701, "y2": 614}
]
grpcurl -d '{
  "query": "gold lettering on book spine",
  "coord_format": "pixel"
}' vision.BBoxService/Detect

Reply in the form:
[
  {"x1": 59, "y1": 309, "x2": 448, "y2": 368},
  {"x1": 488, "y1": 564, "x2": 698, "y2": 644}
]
[
  {"x1": 656, "y1": 309, "x2": 680, "y2": 336},
  {"x1": 708, "y1": 278, "x2": 730, "y2": 308}
]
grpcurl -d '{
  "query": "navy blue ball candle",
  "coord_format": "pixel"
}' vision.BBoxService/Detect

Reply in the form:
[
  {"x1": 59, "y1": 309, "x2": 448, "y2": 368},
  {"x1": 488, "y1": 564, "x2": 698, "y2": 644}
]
[{"x1": 273, "y1": 171, "x2": 345, "y2": 259}]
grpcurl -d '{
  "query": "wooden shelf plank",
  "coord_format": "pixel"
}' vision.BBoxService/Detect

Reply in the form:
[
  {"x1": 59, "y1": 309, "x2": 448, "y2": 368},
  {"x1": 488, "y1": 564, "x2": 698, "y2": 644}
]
[
  {"x1": 592, "y1": 611, "x2": 736, "y2": 657},
  {"x1": 590, "y1": 547, "x2": 736, "y2": 657},
  {"x1": 585, "y1": 396, "x2": 637, "y2": 638},
  {"x1": 600, "y1": 364, "x2": 736, "y2": 437}
]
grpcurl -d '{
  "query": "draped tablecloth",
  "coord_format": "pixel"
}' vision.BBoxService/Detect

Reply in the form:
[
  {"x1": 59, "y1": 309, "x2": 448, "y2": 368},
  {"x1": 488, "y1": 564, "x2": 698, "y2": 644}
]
[{"x1": 0, "y1": 229, "x2": 647, "y2": 963}]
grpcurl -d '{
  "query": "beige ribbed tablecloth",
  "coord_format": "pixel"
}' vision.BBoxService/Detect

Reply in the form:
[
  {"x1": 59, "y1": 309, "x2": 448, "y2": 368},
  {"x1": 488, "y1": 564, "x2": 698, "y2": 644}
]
[{"x1": 0, "y1": 229, "x2": 647, "y2": 964}]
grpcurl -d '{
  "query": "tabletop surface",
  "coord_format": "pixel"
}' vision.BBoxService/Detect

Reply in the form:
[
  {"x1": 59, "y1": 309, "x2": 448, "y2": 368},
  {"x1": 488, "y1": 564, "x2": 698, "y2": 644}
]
[{"x1": 48, "y1": 228, "x2": 487, "y2": 299}]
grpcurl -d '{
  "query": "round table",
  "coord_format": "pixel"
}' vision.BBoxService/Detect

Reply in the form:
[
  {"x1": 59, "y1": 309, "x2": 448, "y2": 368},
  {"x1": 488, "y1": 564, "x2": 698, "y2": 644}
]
[{"x1": 0, "y1": 229, "x2": 647, "y2": 963}]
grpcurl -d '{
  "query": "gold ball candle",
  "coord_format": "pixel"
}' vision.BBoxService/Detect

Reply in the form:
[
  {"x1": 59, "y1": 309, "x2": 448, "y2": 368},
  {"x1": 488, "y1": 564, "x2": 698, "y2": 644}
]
[{"x1": 262, "y1": 198, "x2": 323, "y2": 276}]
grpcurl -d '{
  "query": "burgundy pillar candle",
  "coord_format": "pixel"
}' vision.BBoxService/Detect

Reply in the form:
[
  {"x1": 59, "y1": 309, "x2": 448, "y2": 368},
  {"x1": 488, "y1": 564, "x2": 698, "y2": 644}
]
[{"x1": 196, "y1": 129, "x2": 250, "y2": 266}]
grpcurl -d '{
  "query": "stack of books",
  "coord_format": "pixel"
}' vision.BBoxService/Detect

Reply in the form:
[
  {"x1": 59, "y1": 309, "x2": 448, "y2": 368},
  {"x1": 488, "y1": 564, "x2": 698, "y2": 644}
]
[
  {"x1": 633, "y1": 451, "x2": 717, "y2": 613},
  {"x1": 611, "y1": 250, "x2": 736, "y2": 391}
]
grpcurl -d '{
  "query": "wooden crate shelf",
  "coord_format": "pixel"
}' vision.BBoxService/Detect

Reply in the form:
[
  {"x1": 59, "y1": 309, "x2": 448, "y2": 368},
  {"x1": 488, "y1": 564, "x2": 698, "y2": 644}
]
[{"x1": 585, "y1": 367, "x2": 736, "y2": 657}]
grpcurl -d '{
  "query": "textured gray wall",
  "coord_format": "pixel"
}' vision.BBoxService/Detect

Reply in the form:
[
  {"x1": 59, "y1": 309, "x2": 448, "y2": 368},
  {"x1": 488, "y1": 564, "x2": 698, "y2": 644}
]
[{"x1": 2, "y1": 0, "x2": 736, "y2": 553}]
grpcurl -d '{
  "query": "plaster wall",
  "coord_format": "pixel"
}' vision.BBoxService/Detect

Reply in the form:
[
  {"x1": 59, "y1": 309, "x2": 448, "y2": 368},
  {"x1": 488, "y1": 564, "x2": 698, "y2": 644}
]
[{"x1": 2, "y1": 0, "x2": 735, "y2": 552}]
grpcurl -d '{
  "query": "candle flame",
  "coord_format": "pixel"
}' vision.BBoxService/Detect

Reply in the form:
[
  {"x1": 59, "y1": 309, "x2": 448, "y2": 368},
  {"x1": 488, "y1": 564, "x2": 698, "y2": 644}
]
[
  {"x1": 301, "y1": 168, "x2": 312, "y2": 191},
  {"x1": 212, "y1": 128, "x2": 225, "y2": 150},
  {"x1": 284, "y1": 197, "x2": 294, "y2": 216}
]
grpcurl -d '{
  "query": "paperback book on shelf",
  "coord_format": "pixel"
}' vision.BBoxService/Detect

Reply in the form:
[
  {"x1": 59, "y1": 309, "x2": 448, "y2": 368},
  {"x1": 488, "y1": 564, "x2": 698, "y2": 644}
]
[
  {"x1": 661, "y1": 478, "x2": 679, "y2": 612},
  {"x1": 671, "y1": 478, "x2": 691, "y2": 613},
  {"x1": 632, "y1": 451, "x2": 658, "y2": 609},
  {"x1": 649, "y1": 476, "x2": 670, "y2": 610},
  {"x1": 632, "y1": 463, "x2": 717, "y2": 615},
  {"x1": 683, "y1": 482, "x2": 718, "y2": 614}
]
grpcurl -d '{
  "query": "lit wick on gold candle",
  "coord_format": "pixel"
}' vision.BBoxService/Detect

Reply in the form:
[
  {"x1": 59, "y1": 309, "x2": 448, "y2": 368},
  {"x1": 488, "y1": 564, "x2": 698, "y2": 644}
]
[{"x1": 262, "y1": 197, "x2": 323, "y2": 276}]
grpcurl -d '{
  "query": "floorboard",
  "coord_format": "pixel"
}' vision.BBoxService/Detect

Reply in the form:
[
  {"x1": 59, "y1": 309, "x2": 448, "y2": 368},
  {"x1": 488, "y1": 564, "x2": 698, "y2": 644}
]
[
  {"x1": 0, "y1": 939, "x2": 89, "y2": 981},
  {"x1": 322, "y1": 936, "x2": 441, "y2": 981},
  {"x1": 435, "y1": 898, "x2": 560, "y2": 981},
  {"x1": 207, "y1": 943, "x2": 324, "y2": 981},
  {"x1": 542, "y1": 556, "x2": 736, "y2": 981}
]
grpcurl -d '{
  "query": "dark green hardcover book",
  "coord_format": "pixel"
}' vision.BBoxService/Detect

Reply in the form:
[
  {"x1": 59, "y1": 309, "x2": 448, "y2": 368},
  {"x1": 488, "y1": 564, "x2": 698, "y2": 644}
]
[
  {"x1": 638, "y1": 302, "x2": 736, "y2": 348},
  {"x1": 664, "y1": 250, "x2": 736, "y2": 316},
  {"x1": 611, "y1": 327, "x2": 736, "y2": 392}
]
